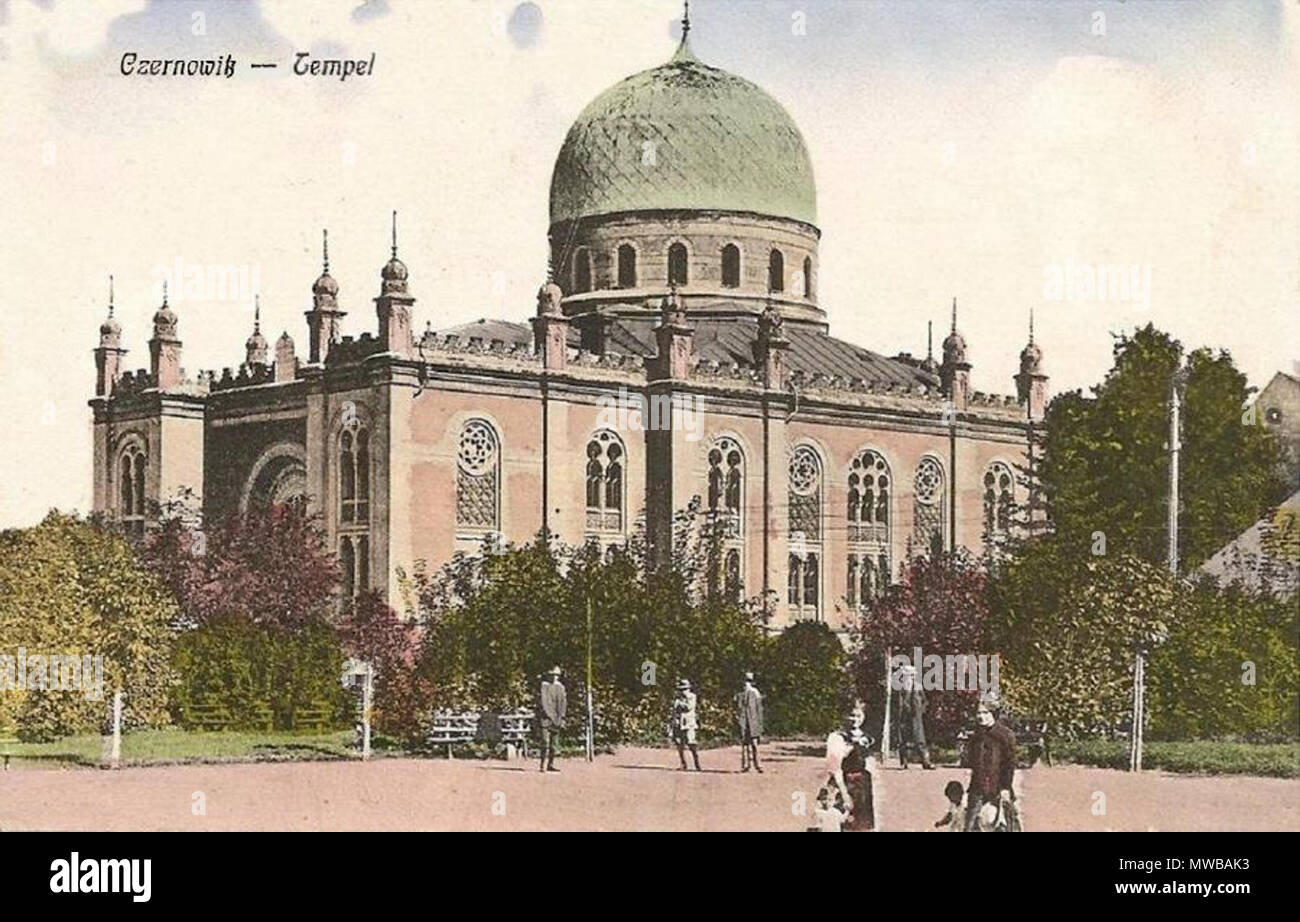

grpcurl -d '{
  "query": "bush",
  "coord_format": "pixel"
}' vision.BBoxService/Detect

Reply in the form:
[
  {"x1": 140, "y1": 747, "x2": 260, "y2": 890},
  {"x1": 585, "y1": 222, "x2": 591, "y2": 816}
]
[
  {"x1": 1052, "y1": 739, "x2": 1300, "y2": 778},
  {"x1": 762, "y1": 621, "x2": 850, "y2": 737}
]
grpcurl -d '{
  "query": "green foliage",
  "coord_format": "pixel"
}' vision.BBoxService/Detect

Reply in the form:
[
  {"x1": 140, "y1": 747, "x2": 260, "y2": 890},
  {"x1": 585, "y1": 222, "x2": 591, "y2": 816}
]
[
  {"x1": 1039, "y1": 325, "x2": 1286, "y2": 570},
  {"x1": 1147, "y1": 579, "x2": 1298, "y2": 741},
  {"x1": 991, "y1": 549, "x2": 1176, "y2": 739},
  {"x1": 0, "y1": 512, "x2": 177, "y2": 741},
  {"x1": 761, "y1": 621, "x2": 849, "y2": 737},
  {"x1": 1051, "y1": 738, "x2": 1299, "y2": 778}
]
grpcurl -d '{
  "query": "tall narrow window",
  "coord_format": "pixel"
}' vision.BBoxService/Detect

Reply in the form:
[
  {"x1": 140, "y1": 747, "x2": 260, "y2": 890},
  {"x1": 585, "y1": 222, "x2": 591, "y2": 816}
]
[
  {"x1": 802, "y1": 256, "x2": 813, "y2": 298},
  {"x1": 339, "y1": 423, "x2": 372, "y2": 596},
  {"x1": 585, "y1": 430, "x2": 625, "y2": 536},
  {"x1": 983, "y1": 461, "x2": 1015, "y2": 549},
  {"x1": 340, "y1": 536, "x2": 355, "y2": 600},
  {"x1": 721, "y1": 244, "x2": 741, "y2": 288},
  {"x1": 573, "y1": 248, "x2": 592, "y2": 293},
  {"x1": 788, "y1": 445, "x2": 823, "y2": 620},
  {"x1": 119, "y1": 445, "x2": 146, "y2": 538},
  {"x1": 768, "y1": 249, "x2": 784, "y2": 293},
  {"x1": 848, "y1": 449, "x2": 891, "y2": 609},
  {"x1": 706, "y1": 437, "x2": 744, "y2": 597},
  {"x1": 913, "y1": 456, "x2": 946, "y2": 558},
  {"x1": 617, "y1": 244, "x2": 637, "y2": 288},
  {"x1": 668, "y1": 242, "x2": 688, "y2": 286},
  {"x1": 457, "y1": 419, "x2": 500, "y2": 531},
  {"x1": 725, "y1": 549, "x2": 742, "y2": 601}
]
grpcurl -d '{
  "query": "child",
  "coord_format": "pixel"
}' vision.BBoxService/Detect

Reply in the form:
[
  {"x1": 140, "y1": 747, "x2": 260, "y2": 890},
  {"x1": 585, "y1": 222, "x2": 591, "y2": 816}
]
[
  {"x1": 813, "y1": 786, "x2": 850, "y2": 832},
  {"x1": 934, "y1": 780, "x2": 964, "y2": 831}
]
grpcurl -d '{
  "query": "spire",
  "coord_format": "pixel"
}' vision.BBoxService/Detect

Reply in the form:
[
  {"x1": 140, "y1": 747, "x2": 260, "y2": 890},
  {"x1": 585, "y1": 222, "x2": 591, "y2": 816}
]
[
  {"x1": 108, "y1": 274, "x2": 115, "y2": 316},
  {"x1": 927, "y1": 320, "x2": 933, "y2": 360},
  {"x1": 671, "y1": 0, "x2": 696, "y2": 63},
  {"x1": 162, "y1": 279, "x2": 169, "y2": 307},
  {"x1": 1028, "y1": 306, "x2": 1035, "y2": 345},
  {"x1": 390, "y1": 209, "x2": 398, "y2": 260},
  {"x1": 951, "y1": 296, "x2": 957, "y2": 334},
  {"x1": 322, "y1": 228, "x2": 330, "y2": 274},
  {"x1": 254, "y1": 293, "x2": 261, "y2": 333}
]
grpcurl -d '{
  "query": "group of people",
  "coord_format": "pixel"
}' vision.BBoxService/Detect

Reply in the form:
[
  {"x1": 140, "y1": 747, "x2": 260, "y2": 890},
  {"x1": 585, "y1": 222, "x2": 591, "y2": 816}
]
[
  {"x1": 536, "y1": 664, "x2": 1021, "y2": 832},
  {"x1": 535, "y1": 666, "x2": 765, "y2": 774}
]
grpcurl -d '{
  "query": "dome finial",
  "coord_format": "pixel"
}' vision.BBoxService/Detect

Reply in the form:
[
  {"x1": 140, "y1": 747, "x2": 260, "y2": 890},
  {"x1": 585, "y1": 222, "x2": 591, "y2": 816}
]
[
  {"x1": 951, "y1": 296, "x2": 957, "y2": 334},
  {"x1": 108, "y1": 274, "x2": 115, "y2": 317},
  {"x1": 671, "y1": 0, "x2": 696, "y2": 63},
  {"x1": 1028, "y1": 306, "x2": 1035, "y2": 345},
  {"x1": 927, "y1": 320, "x2": 933, "y2": 361},
  {"x1": 391, "y1": 210, "x2": 398, "y2": 260},
  {"x1": 162, "y1": 279, "x2": 169, "y2": 307},
  {"x1": 254, "y1": 293, "x2": 261, "y2": 333},
  {"x1": 322, "y1": 228, "x2": 330, "y2": 274}
]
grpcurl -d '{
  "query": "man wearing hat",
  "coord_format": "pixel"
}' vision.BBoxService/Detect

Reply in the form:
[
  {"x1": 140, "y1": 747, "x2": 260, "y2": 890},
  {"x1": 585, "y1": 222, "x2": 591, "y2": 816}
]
[
  {"x1": 670, "y1": 678, "x2": 701, "y2": 771},
  {"x1": 735, "y1": 672, "x2": 764, "y2": 773},
  {"x1": 895, "y1": 662, "x2": 934, "y2": 770},
  {"x1": 538, "y1": 666, "x2": 567, "y2": 773}
]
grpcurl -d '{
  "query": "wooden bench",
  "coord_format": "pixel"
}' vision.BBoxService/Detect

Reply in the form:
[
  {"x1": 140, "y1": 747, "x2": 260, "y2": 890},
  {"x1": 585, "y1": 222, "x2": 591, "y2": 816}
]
[
  {"x1": 290, "y1": 702, "x2": 340, "y2": 732},
  {"x1": 427, "y1": 709, "x2": 534, "y2": 759}
]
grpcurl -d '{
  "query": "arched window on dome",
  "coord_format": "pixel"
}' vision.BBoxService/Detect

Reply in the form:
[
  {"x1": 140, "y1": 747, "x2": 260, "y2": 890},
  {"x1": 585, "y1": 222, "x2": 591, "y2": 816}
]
[
  {"x1": 573, "y1": 248, "x2": 592, "y2": 294},
  {"x1": 616, "y1": 244, "x2": 637, "y2": 289},
  {"x1": 668, "y1": 243, "x2": 689, "y2": 287},
  {"x1": 721, "y1": 244, "x2": 741, "y2": 288},
  {"x1": 768, "y1": 249, "x2": 784, "y2": 293},
  {"x1": 457, "y1": 419, "x2": 501, "y2": 533},
  {"x1": 802, "y1": 256, "x2": 813, "y2": 298}
]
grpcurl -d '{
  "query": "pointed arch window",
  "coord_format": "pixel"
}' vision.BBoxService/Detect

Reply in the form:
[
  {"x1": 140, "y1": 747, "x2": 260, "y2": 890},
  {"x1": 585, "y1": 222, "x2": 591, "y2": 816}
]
[
  {"x1": 983, "y1": 461, "x2": 1016, "y2": 545},
  {"x1": 119, "y1": 444, "x2": 147, "y2": 538},
  {"x1": 705, "y1": 437, "x2": 744, "y2": 598},
  {"x1": 847, "y1": 449, "x2": 891, "y2": 609},
  {"x1": 339, "y1": 427, "x2": 370, "y2": 525},
  {"x1": 802, "y1": 256, "x2": 813, "y2": 298},
  {"x1": 787, "y1": 445, "x2": 823, "y2": 620},
  {"x1": 768, "y1": 249, "x2": 784, "y2": 293},
  {"x1": 585, "y1": 430, "x2": 625, "y2": 535},
  {"x1": 457, "y1": 419, "x2": 500, "y2": 532},
  {"x1": 913, "y1": 456, "x2": 946, "y2": 558},
  {"x1": 573, "y1": 248, "x2": 592, "y2": 293},
  {"x1": 721, "y1": 244, "x2": 741, "y2": 288},
  {"x1": 616, "y1": 244, "x2": 637, "y2": 288}
]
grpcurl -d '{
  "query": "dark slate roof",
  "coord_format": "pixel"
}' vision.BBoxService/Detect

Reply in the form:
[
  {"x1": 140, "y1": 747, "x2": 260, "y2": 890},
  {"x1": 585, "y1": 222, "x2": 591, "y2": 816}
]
[{"x1": 433, "y1": 315, "x2": 937, "y2": 389}]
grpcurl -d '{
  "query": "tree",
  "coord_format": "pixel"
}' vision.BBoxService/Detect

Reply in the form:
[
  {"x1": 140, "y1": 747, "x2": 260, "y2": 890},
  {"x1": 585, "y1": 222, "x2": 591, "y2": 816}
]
[
  {"x1": 851, "y1": 549, "x2": 991, "y2": 743},
  {"x1": 0, "y1": 513, "x2": 178, "y2": 740},
  {"x1": 1038, "y1": 324, "x2": 1287, "y2": 571},
  {"x1": 762, "y1": 621, "x2": 849, "y2": 737}
]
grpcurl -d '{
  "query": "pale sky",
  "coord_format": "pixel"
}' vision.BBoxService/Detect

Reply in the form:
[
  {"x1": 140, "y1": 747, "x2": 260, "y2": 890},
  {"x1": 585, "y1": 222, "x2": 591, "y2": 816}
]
[{"x1": 0, "y1": 0, "x2": 1296, "y2": 527}]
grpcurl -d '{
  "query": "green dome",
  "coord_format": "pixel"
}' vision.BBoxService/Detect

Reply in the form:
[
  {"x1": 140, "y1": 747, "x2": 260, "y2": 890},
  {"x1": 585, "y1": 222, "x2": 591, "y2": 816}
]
[{"x1": 549, "y1": 42, "x2": 817, "y2": 228}]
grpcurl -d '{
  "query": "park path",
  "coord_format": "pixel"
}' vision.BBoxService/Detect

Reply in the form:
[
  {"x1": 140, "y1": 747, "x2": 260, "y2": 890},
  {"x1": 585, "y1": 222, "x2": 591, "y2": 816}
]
[{"x1": 2, "y1": 743, "x2": 1296, "y2": 831}]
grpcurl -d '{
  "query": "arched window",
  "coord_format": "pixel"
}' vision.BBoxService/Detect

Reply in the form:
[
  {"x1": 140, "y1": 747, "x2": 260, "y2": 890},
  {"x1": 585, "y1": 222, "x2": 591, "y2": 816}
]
[
  {"x1": 802, "y1": 256, "x2": 813, "y2": 298},
  {"x1": 847, "y1": 449, "x2": 891, "y2": 608},
  {"x1": 768, "y1": 249, "x2": 784, "y2": 293},
  {"x1": 585, "y1": 430, "x2": 625, "y2": 535},
  {"x1": 668, "y1": 242, "x2": 688, "y2": 287},
  {"x1": 119, "y1": 445, "x2": 147, "y2": 538},
  {"x1": 457, "y1": 419, "x2": 501, "y2": 531},
  {"x1": 573, "y1": 248, "x2": 592, "y2": 293},
  {"x1": 705, "y1": 437, "x2": 745, "y2": 596},
  {"x1": 788, "y1": 445, "x2": 823, "y2": 620},
  {"x1": 340, "y1": 536, "x2": 355, "y2": 600},
  {"x1": 721, "y1": 244, "x2": 741, "y2": 288},
  {"x1": 339, "y1": 428, "x2": 370, "y2": 525},
  {"x1": 983, "y1": 461, "x2": 1015, "y2": 541},
  {"x1": 616, "y1": 244, "x2": 637, "y2": 288},
  {"x1": 913, "y1": 456, "x2": 946, "y2": 558}
]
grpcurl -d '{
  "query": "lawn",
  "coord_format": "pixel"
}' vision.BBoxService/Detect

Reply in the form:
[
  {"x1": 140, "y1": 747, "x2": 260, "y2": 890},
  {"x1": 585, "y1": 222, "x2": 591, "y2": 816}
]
[{"x1": 0, "y1": 728, "x2": 359, "y2": 769}]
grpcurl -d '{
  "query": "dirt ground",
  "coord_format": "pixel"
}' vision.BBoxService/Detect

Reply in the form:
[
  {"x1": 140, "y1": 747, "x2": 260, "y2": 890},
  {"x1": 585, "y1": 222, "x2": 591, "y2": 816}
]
[{"x1": 3, "y1": 742, "x2": 1296, "y2": 831}]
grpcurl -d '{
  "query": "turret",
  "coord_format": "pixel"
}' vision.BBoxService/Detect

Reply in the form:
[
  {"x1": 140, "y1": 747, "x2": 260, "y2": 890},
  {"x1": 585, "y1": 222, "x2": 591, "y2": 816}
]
[
  {"x1": 305, "y1": 229, "x2": 346, "y2": 363},
  {"x1": 939, "y1": 297, "x2": 971, "y2": 410},
  {"x1": 531, "y1": 274, "x2": 568, "y2": 370},
  {"x1": 94, "y1": 275, "x2": 127, "y2": 397},
  {"x1": 375, "y1": 211, "x2": 414, "y2": 355},
  {"x1": 245, "y1": 295, "x2": 269, "y2": 369},
  {"x1": 1015, "y1": 308, "x2": 1049, "y2": 420},
  {"x1": 650, "y1": 286, "x2": 694, "y2": 381},
  {"x1": 148, "y1": 280, "x2": 183, "y2": 390}
]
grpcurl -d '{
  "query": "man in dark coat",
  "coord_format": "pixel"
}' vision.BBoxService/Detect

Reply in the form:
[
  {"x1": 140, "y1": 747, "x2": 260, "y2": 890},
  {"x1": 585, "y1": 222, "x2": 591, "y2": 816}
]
[
  {"x1": 965, "y1": 699, "x2": 1017, "y2": 830},
  {"x1": 538, "y1": 666, "x2": 566, "y2": 773},
  {"x1": 735, "y1": 672, "x2": 764, "y2": 773},
  {"x1": 895, "y1": 663, "x2": 934, "y2": 769}
]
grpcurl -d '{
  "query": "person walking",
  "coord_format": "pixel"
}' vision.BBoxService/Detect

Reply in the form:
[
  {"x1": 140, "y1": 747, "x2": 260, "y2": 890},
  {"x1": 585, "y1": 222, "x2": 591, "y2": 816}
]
[
  {"x1": 735, "y1": 672, "x2": 764, "y2": 773},
  {"x1": 538, "y1": 666, "x2": 566, "y2": 773},
  {"x1": 965, "y1": 699, "x2": 1017, "y2": 830},
  {"x1": 670, "y1": 678, "x2": 702, "y2": 771},
  {"x1": 895, "y1": 663, "x2": 935, "y2": 769}
]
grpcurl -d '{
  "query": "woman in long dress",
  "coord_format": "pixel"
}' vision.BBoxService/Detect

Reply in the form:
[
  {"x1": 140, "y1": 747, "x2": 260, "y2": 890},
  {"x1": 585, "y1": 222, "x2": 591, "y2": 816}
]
[{"x1": 825, "y1": 701, "x2": 878, "y2": 831}]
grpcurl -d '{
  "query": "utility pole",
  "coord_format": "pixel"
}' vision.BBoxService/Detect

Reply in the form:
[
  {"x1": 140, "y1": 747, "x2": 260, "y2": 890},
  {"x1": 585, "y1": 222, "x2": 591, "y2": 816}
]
[{"x1": 585, "y1": 594, "x2": 594, "y2": 762}]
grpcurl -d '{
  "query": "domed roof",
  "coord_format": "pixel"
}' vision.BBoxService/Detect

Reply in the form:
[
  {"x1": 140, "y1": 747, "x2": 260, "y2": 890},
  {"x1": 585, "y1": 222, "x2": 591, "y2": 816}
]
[
  {"x1": 549, "y1": 41, "x2": 816, "y2": 227},
  {"x1": 312, "y1": 271, "x2": 339, "y2": 297}
]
